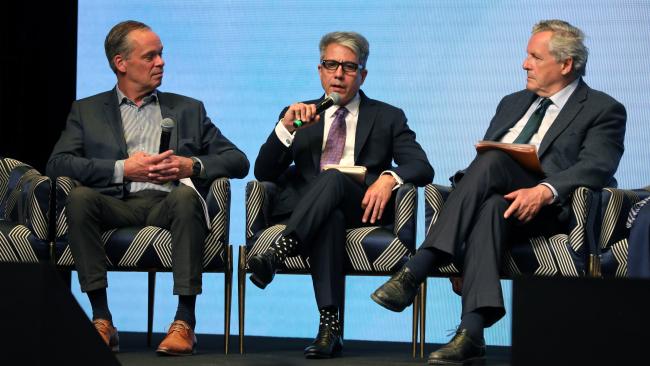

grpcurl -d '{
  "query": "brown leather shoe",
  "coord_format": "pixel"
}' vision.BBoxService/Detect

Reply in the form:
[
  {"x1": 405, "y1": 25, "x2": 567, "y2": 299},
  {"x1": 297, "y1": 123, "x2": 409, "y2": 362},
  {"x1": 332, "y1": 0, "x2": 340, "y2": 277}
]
[
  {"x1": 93, "y1": 319, "x2": 119, "y2": 352},
  {"x1": 156, "y1": 320, "x2": 197, "y2": 356}
]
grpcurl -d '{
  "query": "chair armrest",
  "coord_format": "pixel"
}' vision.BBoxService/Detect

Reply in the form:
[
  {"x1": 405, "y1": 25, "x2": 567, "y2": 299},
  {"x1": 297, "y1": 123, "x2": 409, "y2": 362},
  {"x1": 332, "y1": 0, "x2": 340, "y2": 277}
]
[
  {"x1": 566, "y1": 187, "x2": 599, "y2": 265},
  {"x1": 598, "y1": 187, "x2": 650, "y2": 253},
  {"x1": 205, "y1": 178, "x2": 231, "y2": 246},
  {"x1": 424, "y1": 184, "x2": 452, "y2": 237},
  {"x1": 393, "y1": 183, "x2": 417, "y2": 252},
  {"x1": 0, "y1": 158, "x2": 51, "y2": 241},
  {"x1": 53, "y1": 176, "x2": 81, "y2": 240},
  {"x1": 245, "y1": 180, "x2": 278, "y2": 240}
]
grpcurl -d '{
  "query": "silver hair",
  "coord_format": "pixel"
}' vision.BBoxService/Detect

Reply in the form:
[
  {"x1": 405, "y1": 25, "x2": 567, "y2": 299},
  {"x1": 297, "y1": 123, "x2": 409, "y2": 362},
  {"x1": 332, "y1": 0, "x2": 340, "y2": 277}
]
[
  {"x1": 319, "y1": 31, "x2": 370, "y2": 67},
  {"x1": 533, "y1": 19, "x2": 588, "y2": 77},
  {"x1": 104, "y1": 20, "x2": 151, "y2": 74}
]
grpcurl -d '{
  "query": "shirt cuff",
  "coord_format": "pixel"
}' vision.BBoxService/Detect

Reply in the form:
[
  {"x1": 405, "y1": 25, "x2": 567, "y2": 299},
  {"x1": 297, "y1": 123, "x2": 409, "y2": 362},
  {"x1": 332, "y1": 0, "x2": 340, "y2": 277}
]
[
  {"x1": 191, "y1": 156, "x2": 206, "y2": 178},
  {"x1": 275, "y1": 119, "x2": 295, "y2": 147},
  {"x1": 113, "y1": 160, "x2": 125, "y2": 183},
  {"x1": 381, "y1": 170, "x2": 404, "y2": 191},
  {"x1": 540, "y1": 182, "x2": 558, "y2": 203}
]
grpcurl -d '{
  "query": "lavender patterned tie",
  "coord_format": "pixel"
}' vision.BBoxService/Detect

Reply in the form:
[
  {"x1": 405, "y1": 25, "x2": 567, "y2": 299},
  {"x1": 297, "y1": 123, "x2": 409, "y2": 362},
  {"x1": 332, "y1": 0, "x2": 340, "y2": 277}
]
[{"x1": 320, "y1": 107, "x2": 349, "y2": 170}]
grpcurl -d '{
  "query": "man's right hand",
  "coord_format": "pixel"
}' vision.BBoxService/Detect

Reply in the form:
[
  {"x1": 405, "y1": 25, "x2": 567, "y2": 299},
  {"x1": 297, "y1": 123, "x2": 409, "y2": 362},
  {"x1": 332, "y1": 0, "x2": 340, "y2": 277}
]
[
  {"x1": 282, "y1": 103, "x2": 320, "y2": 133},
  {"x1": 124, "y1": 150, "x2": 174, "y2": 183}
]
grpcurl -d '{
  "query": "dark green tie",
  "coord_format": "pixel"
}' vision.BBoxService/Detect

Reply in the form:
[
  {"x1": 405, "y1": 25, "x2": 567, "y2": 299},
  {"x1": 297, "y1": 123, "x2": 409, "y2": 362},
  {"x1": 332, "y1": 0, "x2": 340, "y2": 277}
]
[{"x1": 513, "y1": 98, "x2": 553, "y2": 144}]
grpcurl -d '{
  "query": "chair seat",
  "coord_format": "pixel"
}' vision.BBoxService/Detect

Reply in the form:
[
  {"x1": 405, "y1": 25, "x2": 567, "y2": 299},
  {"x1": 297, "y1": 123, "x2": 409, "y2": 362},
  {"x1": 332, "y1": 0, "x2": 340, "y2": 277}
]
[
  {"x1": 245, "y1": 224, "x2": 411, "y2": 274},
  {"x1": 0, "y1": 220, "x2": 50, "y2": 263},
  {"x1": 56, "y1": 225, "x2": 227, "y2": 271}
]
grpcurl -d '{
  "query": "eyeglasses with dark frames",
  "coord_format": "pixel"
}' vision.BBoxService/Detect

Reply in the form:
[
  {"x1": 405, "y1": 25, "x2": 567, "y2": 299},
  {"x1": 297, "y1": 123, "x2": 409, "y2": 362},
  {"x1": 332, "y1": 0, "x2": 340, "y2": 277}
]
[{"x1": 320, "y1": 59, "x2": 364, "y2": 74}]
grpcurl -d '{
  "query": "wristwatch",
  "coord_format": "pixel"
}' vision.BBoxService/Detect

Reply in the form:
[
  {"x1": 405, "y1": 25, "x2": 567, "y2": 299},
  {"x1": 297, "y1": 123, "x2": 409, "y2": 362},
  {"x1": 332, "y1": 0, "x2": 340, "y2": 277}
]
[{"x1": 191, "y1": 158, "x2": 202, "y2": 178}]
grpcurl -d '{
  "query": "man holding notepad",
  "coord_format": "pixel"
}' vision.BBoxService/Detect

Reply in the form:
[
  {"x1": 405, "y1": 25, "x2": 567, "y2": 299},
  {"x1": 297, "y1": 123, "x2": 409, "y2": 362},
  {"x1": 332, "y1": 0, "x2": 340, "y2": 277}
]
[
  {"x1": 373, "y1": 20, "x2": 626, "y2": 365},
  {"x1": 251, "y1": 31, "x2": 433, "y2": 358}
]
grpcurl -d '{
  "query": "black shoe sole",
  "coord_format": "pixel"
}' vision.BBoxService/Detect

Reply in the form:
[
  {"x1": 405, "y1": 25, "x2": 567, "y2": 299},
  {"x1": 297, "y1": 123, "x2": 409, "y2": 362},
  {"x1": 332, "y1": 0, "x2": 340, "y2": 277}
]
[
  {"x1": 248, "y1": 256, "x2": 272, "y2": 289},
  {"x1": 249, "y1": 273, "x2": 268, "y2": 289},
  {"x1": 370, "y1": 292, "x2": 408, "y2": 312},
  {"x1": 304, "y1": 345, "x2": 342, "y2": 359},
  {"x1": 427, "y1": 356, "x2": 485, "y2": 365}
]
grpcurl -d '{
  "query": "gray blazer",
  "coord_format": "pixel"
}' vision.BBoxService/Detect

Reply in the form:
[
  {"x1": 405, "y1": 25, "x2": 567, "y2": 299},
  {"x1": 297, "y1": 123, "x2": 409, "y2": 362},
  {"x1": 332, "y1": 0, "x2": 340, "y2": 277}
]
[
  {"x1": 480, "y1": 79, "x2": 626, "y2": 220},
  {"x1": 47, "y1": 88, "x2": 249, "y2": 198}
]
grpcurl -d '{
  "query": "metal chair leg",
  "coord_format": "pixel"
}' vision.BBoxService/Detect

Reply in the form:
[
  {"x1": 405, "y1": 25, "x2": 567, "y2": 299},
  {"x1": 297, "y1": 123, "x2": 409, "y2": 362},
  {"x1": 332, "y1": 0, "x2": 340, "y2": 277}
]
[
  {"x1": 147, "y1": 271, "x2": 156, "y2": 348},
  {"x1": 339, "y1": 276, "x2": 346, "y2": 339},
  {"x1": 224, "y1": 245, "x2": 233, "y2": 354},
  {"x1": 419, "y1": 281, "x2": 427, "y2": 358},
  {"x1": 412, "y1": 287, "x2": 419, "y2": 357},
  {"x1": 238, "y1": 245, "x2": 247, "y2": 354}
]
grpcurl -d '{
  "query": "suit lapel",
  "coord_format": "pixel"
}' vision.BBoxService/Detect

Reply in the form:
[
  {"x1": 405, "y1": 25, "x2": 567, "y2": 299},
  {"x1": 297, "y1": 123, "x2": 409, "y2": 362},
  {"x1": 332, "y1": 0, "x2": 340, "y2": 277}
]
[
  {"x1": 538, "y1": 80, "x2": 587, "y2": 157},
  {"x1": 354, "y1": 91, "x2": 376, "y2": 161},
  {"x1": 487, "y1": 92, "x2": 538, "y2": 141},
  {"x1": 157, "y1": 91, "x2": 180, "y2": 151},
  {"x1": 103, "y1": 88, "x2": 128, "y2": 155}
]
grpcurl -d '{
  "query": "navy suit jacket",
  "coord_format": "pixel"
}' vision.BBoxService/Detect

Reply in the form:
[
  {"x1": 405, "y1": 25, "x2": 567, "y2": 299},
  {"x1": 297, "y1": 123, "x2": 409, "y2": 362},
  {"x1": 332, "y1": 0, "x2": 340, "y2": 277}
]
[
  {"x1": 479, "y1": 79, "x2": 626, "y2": 220},
  {"x1": 47, "y1": 88, "x2": 249, "y2": 198},
  {"x1": 254, "y1": 90, "x2": 434, "y2": 216}
]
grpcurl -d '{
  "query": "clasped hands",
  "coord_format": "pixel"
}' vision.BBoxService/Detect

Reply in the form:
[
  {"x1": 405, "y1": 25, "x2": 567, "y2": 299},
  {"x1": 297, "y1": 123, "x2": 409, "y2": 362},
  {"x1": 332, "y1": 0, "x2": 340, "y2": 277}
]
[{"x1": 124, "y1": 150, "x2": 194, "y2": 184}]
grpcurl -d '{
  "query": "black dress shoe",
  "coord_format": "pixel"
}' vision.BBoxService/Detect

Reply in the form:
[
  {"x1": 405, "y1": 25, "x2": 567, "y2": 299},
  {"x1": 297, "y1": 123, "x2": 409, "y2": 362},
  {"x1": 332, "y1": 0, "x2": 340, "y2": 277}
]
[
  {"x1": 428, "y1": 329, "x2": 485, "y2": 365},
  {"x1": 304, "y1": 323, "x2": 343, "y2": 359},
  {"x1": 371, "y1": 266, "x2": 420, "y2": 312},
  {"x1": 248, "y1": 248, "x2": 281, "y2": 289}
]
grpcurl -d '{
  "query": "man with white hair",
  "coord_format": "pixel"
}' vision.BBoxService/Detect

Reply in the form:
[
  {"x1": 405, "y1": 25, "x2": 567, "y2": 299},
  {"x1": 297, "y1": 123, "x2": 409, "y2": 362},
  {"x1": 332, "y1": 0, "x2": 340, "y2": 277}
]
[{"x1": 373, "y1": 19, "x2": 626, "y2": 364}]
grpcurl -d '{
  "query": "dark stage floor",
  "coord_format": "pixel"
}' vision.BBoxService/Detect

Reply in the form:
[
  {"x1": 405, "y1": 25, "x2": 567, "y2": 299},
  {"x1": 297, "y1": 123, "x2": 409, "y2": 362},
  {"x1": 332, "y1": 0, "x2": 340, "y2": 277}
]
[{"x1": 114, "y1": 332, "x2": 511, "y2": 366}]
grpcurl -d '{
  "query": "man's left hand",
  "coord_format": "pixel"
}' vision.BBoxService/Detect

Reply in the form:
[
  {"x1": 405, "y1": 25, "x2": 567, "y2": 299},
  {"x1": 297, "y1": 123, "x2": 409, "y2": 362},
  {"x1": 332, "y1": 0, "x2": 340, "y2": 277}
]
[
  {"x1": 361, "y1": 174, "x2": 397, "y2": 224},
  {"x1": 503, "y1": 184, "x2": 554, "y2": 223},
  {"x1": 147, "y1": 153, "x2": 194, "y2": 183}
]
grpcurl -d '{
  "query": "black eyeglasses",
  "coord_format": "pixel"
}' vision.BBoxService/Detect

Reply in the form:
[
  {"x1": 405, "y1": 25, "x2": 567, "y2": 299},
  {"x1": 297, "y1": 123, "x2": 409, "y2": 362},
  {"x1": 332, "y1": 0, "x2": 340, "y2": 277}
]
[{"x1": 320, "y1": 59, "x2": 364, "y2": 73}]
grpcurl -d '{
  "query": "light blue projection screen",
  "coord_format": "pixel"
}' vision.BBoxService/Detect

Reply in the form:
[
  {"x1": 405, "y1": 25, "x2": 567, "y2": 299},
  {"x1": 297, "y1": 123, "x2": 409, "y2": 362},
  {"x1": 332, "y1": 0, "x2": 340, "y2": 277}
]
[{"x1": 74, "y1": 0, "x2": 649, "y2": 346}]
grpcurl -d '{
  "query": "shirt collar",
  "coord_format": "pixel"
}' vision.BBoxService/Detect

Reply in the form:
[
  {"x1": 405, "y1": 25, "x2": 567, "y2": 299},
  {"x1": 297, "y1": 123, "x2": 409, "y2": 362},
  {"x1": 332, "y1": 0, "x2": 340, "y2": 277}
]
[
  {"x1": 326, "y1": 92, "x2": 361, "y2": 119},
  {"x1": 544, "y1": 77, "x2": 580, "y2": 110},
  {"x1": 115, "y1": 85, "x2": 158, "y2": 106}
]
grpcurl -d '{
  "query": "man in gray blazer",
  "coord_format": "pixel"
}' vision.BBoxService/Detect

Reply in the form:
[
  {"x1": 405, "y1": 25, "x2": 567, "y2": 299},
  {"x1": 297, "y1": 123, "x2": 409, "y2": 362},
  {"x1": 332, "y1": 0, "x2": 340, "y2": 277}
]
[
  {"x1": 372, "y1": 19, "x2": 626, "y2": 365},
  {"x1": 47, "y1": 20, "x2": 249, "y2": 356}
]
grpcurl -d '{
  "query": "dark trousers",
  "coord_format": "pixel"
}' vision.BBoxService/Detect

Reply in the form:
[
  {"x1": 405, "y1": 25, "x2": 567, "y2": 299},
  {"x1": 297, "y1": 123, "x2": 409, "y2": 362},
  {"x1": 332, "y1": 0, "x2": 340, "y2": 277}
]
[
  {"x1": 66, "y1": 185, "x2": 208, "y2": 295},
  {"x1": 628, "y1": 204, "x2": 650, "y2": 279},
  {"x1": 282, "y1": 169, "x2": 393, "y2": 309},
  {"x1": 421, "y1": 150, "x2": 563, "y2": 326}
]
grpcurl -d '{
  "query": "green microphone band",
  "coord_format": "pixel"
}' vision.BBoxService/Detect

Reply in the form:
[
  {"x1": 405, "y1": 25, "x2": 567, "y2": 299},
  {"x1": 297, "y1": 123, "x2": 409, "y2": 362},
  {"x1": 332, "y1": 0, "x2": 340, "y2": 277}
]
[{"x1": 293, "y1": 119, "x2": 303, "y2": 128}]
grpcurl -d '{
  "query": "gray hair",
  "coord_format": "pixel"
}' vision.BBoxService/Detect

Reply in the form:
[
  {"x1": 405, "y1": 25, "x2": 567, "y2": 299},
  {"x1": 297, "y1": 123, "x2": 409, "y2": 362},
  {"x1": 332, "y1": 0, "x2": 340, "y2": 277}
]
[
  {"x1": 532, "y1": 19, "x2": 588, "y2": 77},
  {"x1": 104, "y1": 20, "x2": 151, "y2": 74},
  {"x1": 319, "y1": 31, "x2": 370, "y2": 67}
]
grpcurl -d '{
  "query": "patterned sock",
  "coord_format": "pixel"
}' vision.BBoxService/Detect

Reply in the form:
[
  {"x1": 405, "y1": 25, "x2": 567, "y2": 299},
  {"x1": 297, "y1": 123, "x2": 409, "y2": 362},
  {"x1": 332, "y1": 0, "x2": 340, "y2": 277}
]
[
  {"x1": 271, "y1": 233, "x2": 299, "y2": 262},
  {"x1": 174, "y1": 295, "x2": 197, "y2": 329},
  {"x1": 319, "y1": 306, "x2": 341, "y2": 334},
  {"x1": 459, "y1": 311, "x2": 485, "y2": 340},
  {"x1": 88, "y1": 288, "x2": 112, "y2": 322}
]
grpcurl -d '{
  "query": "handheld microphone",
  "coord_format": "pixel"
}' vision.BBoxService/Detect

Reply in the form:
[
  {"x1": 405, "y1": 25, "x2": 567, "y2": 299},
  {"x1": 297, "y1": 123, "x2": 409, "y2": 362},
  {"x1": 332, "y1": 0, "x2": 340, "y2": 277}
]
[
  {"x1": 293, "y1": 92, "x2": 341, "y2": 128},
  {"x1": 159, "y1": 117, "x2": 175, "y2": 153}
]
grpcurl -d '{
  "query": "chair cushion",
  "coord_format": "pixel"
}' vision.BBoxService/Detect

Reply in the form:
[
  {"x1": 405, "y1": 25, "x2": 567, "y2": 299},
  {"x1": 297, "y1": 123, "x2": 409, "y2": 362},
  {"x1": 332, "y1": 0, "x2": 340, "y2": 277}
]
[
  {"x1": 245, "y1": 224, "x2": 410, "y2": 274},
  {"x1": 424, "y1": 184, "x2": 591, "y2": 277}
]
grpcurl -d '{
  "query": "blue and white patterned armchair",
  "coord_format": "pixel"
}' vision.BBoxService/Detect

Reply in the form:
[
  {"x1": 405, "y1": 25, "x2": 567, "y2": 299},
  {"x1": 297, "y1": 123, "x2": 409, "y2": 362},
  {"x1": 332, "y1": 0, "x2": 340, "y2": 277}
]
[
  {"x1": 416, "y1": 183, "x2": 599, "y2": 357},
  {"x1": 0, "y1": 158, "x2": 51, "y2": 263},
  {"x1": 238, "y1": 179, "x2": 420, "y2": 355},
  {"x1": 53, "y1": 176, "x2": 234, "y2": 352},
  {"x1": 595, "y1": 187, "x2": 650, "y2": 277}
]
